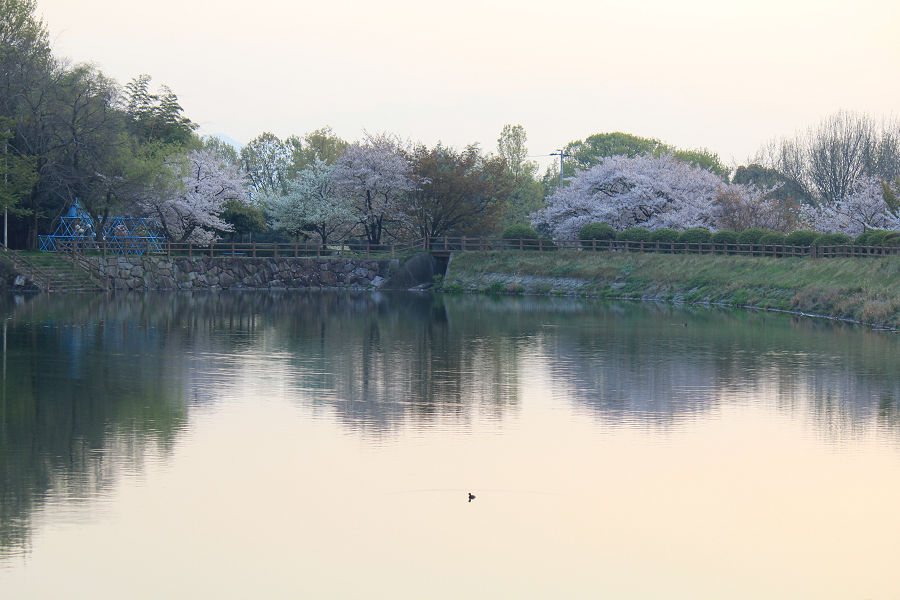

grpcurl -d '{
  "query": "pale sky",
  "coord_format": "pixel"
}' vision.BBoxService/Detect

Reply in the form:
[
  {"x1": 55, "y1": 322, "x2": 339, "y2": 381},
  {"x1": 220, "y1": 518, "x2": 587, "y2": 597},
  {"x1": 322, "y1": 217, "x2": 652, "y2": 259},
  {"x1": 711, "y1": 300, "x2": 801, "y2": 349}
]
[{"x1": 35, "y1": 0, "x2": 900, "y2": 170}]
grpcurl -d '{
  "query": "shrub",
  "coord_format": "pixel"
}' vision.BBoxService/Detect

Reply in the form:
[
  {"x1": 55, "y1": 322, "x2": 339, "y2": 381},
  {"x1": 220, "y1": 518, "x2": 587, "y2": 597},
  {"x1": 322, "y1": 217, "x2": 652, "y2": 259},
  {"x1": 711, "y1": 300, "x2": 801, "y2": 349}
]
[
  {"x1": 737, "y1": 228, "x2": 771, "y2": 244},
  {"x1": 710, "y1": 230, "x2": 739, "y2": 244},
  {"x1": 578, "y1": 222, "x2": 616, "y2": 241},
  {"x1": 758, "y1": 232, "x2": 786, "y2": 245},
  {"x1": 485, "y1": 281, "x2": 506, "y2": 295},
  {"x1": 784, "y1": 230, "x2": 819, "y2": 246},
  {"x1": 870, "y1": 230, "x2": 893, "y2": 245},
  {"x1": 813, "y1": 233, "x2": 852, "y2": 245},
  {"x1": 649, "y1": 228, "x2": 680, "y2": 242},
  {"x1": 616, "y1": 227, "x2": 652, "y2": 242},
  {"x1": 677, "y1": 228, "x2": 712, "y2": 243},
  {"x1": 856, "y1": 229, "x2": 891, "y2": 245},
  {"x1": 883, "y1": 232, "x2": 900, "y2": 246},
  {"x1": 502, "y1": 224, "x2": 539, "y2": 240}
]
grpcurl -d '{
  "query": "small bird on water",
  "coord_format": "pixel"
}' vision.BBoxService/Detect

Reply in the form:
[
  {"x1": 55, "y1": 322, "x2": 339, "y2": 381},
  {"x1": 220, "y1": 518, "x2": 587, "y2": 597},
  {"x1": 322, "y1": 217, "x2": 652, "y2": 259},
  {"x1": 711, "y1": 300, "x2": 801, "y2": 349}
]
[{"x1": 468, "y1": 492, "x2": 476, "y2": 502}]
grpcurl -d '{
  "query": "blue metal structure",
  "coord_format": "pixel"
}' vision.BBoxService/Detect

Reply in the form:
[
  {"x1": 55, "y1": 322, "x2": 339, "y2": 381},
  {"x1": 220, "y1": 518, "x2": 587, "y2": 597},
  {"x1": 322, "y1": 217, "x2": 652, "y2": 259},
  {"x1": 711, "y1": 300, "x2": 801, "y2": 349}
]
[{"x1": 39, "y1": 202, "x2": 166, "y2": 254}]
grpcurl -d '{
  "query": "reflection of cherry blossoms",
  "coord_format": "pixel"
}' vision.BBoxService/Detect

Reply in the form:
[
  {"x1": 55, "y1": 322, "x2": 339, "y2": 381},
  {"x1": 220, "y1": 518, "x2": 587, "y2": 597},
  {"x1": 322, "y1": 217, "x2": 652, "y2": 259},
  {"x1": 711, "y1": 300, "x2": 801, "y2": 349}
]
[
  {"x1": 532, "y1": 154, "x2": 725, "y2": 239},
  {"x1": 800, "y1": 177, "x2": 900, "y2": 237},
  {"x1": 141, "y1": 149, "x2": 249, "y2": 245}
]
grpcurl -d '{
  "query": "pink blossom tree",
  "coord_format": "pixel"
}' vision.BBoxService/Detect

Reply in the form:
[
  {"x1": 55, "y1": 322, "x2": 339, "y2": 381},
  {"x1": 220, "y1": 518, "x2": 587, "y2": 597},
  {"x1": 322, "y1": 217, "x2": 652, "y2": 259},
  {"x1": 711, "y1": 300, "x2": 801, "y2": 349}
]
[
  {"x1": 332, "y1": 133, "x2": 414, "y2": 245},
  {"x1": 800, "y1": 176, "x2": 900, "y2": 236},
  {"x1": 532, "y1": 154, "x2": 727, "y2": 239},
  {"x1": 141, "y1": 149, "x2": 248, "y2": 245}
]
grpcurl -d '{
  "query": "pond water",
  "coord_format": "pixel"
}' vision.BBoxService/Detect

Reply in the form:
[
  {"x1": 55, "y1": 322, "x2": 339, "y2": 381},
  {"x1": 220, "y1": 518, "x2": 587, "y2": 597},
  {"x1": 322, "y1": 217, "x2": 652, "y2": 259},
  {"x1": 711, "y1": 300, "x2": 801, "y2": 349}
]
[{"x1": 1, "y1": 291, "x2": 899, "y2": 599}]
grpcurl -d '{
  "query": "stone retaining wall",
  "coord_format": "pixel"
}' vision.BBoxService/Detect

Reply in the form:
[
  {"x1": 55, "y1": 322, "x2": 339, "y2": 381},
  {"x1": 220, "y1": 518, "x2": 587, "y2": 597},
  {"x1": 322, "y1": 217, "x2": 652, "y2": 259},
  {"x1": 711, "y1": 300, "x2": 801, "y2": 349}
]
[{"x1": 84, "y1": 256, "x2": 396, "y2": 291}]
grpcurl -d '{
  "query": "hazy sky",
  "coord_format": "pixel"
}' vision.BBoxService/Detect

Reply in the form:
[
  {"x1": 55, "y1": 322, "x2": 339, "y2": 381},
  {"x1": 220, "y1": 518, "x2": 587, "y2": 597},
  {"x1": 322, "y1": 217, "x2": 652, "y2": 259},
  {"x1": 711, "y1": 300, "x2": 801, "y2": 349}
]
[{"x1": 35, "y1": 0, "x2": 900, "y2": 169}]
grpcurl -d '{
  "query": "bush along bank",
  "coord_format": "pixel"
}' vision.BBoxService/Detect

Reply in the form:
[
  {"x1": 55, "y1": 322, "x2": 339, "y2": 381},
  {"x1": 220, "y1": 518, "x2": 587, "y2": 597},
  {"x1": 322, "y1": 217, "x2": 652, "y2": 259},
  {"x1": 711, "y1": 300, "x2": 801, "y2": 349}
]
[{"x1": 439, "y1": 250, "x2": 900, "y2": 329}]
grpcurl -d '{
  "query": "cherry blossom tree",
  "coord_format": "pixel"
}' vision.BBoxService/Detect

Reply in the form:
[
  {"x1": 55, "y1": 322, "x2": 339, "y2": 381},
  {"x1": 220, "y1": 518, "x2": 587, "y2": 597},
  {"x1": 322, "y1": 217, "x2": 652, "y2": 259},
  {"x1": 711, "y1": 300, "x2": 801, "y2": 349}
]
[
  {"x1": 800, "y1": 176, "x2": 900, "y2": 236},
  {"x1": 141, "y1": 148, "x2": 248, "y2": 245},
  {"x1": 261, "y1": 158, "x2": 353, "y2": 247},
  {"x1": 332, "y1": 133, "x2": 413, "y2": 245},
  {"x1": 532, "y1": 154, "x2": 726, "y2": 239}
]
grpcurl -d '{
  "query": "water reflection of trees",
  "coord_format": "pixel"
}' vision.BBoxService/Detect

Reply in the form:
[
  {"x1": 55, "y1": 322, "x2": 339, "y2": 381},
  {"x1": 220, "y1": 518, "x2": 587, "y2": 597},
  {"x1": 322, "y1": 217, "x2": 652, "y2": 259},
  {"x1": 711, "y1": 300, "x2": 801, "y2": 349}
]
[
  {"x1": 527, "y1": 300, "x2": 900, "y2": 437},
  {"x1": 4, "y1": 291, "x2": 900, "y2": 557},
  {"x1": 0, "y1": 294, "x2": 190, "y2": 556}
]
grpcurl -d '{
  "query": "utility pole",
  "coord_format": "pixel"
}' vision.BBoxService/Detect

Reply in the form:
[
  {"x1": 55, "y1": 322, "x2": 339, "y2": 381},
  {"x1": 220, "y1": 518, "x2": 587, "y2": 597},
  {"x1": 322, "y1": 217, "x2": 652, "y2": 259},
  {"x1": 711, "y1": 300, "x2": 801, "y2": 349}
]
[
  {"x1": 549, "y1": 149, "x2": 570, "y2": 188},
  {"x1": 2, "y1": 133, "x2": 6, "y2": 249}
]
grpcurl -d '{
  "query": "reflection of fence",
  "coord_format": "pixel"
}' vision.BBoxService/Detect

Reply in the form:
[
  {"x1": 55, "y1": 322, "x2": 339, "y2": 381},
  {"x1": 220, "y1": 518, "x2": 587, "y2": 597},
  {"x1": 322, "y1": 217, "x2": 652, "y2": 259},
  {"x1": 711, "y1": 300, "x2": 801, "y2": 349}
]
[{"x1": 50, "y1": 236, "x2": 900, "y2": 259}]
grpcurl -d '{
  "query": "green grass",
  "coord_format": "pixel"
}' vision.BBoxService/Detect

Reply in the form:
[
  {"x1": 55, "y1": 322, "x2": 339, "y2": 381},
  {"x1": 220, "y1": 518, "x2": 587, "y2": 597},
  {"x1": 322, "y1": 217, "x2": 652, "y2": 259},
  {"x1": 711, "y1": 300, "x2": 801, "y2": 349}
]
[{"x1": 444, "y1": 250, "x2": 900, "y2": 327}]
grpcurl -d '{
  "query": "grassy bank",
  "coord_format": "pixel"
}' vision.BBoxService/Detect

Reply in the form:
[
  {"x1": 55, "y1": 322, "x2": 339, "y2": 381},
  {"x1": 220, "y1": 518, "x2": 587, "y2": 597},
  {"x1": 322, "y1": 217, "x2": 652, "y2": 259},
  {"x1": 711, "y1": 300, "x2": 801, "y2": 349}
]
[{"x1": 442, "y1": 250, "x2": 900, "y2": 328}]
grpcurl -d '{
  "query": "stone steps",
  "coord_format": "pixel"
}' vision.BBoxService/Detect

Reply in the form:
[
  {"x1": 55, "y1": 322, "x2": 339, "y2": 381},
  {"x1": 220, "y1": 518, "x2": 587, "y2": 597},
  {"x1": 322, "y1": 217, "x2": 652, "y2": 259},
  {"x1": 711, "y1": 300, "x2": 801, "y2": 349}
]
[{"x1": 1, "y1": 251, "x2": 103, "y2": 292}]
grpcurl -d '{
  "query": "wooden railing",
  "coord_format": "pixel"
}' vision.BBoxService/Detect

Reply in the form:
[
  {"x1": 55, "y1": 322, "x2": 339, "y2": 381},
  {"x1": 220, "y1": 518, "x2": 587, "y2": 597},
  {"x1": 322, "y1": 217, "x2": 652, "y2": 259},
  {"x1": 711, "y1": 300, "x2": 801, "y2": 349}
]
[
  {"x1": 55, "y1": 239, "x2": 429, "y2": 258},
  {"x1": 48, "y1": 236, "x2": 900, "y2": 259},
  {"x1": 424, "y1": 236, "x2": 900, "y2": 258}
]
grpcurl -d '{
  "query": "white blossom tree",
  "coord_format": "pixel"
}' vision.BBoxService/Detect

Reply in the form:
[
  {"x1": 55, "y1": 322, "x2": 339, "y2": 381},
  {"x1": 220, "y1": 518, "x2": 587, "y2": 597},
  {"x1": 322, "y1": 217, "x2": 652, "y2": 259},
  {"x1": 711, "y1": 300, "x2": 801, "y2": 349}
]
[
  {"x1": 532, "y1": 154, "x2": 726, "y2": 239},
  {"x1": 141, "y1": 148, "x2": 248, "y2": 245},
  {"x1": 800, "y1": 176, "x2": 900, "y2": 236},
  {"x1": 261, "y1": 158, "x2": 353, "y2": 247},
  {"x1": 332, "y1": 133, "x2": 414, "y2": 245}
]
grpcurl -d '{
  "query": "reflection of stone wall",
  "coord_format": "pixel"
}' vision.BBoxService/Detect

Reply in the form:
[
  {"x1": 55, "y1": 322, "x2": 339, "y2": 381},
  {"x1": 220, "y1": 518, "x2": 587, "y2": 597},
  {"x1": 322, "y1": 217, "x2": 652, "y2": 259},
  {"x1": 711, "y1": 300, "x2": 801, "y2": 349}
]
[{"x1": 85, "y1": 256, "x2": 395, "y2": 291}]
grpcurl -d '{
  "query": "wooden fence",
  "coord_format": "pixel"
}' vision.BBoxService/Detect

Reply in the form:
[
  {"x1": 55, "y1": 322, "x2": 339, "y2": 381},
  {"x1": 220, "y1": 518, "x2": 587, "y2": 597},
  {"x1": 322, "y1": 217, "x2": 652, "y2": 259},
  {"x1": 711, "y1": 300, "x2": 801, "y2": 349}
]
[
  {"x1": 423, "y1": 236, "x2": 900, "y2": 258},
  {"x1": 51, "y1": 236, "x2": 900, "y2": 259}
]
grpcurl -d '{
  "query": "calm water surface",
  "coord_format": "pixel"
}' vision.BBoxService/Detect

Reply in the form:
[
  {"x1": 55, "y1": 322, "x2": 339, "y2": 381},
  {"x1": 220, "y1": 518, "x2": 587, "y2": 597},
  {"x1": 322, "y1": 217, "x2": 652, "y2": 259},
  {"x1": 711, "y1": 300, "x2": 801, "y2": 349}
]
[{"x1": 1, "y1": 291, "x2": 899, "y2": 599}]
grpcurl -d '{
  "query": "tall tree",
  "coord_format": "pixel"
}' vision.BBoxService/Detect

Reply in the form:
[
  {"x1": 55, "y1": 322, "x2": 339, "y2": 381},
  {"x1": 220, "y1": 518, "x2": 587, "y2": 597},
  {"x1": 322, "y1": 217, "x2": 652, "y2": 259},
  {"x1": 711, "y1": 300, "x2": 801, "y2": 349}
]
[
  {"x1": 496, "y1": 124, "x2": 543, "y2": 229},
  {"x1": 497, "y1": 124, "x2": 530, "y2": 184},
  {"x1": 765, "y1": 111, "x2": 900, "y2": 204},
  {"x1": 287, "y1": 126, "x2": 348, "y2": 174},
  {"x1": 140, "y1": 148, "x2": 248, "y2": 244},
  {"x1": 261, "y1": 158, "x2": 352, "y2": 247},
  {"x1": 0, "y1": 0, "x2": 56, "y2": 247},
  {"x1": 800, "y1": 176, "x2": 900, "y2": 236},
  {"x1": 405, "y1": 143, "x2": 513, "y2": 239},
  {"x1": 240, "y1": 132, "x2": 291, "y2": 196},
  {"x1": 124, "y1": 75, "x2": 197, "y2": 146},
  {"x1": 51, "y1": 65, "x2": 128, "y2": 239},
  {"x1": 0, "y1": 119, "x2": 36, "y2": 241},
  {"x1": 545, "y1": 131, "x2": 728, "y2": 196},
  {"x1": 332, "y1": 133, "x2": 412, "y2": 245},
  {"x1": 533, "y1": 153, "x2": 726, "y2": 238}
]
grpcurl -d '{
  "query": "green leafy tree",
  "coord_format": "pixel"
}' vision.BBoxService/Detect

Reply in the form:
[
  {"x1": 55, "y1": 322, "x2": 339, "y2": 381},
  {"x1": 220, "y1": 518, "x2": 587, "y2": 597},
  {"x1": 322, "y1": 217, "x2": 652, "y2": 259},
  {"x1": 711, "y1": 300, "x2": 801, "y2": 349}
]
[
  {"x1": 52, "y1": 65, "x2": 131, "y2": 239},
  {"x1": 497, "y1": 124, "x2": 530, "y2": 183},
  {"x1": 406, "y1": 143, "x2": 514, "y2": 239},
  {"x1": 672, "y1": 148, "x2": 730, "y2": 180},
  {"x1": 202, "y1": 136, "x2": 240, "y2": 165},
  {"x1": 220, "y1": 199, "x2": 267, "y2": 242},
  {"x1": 124, "y1": 75, "x2": 197, "y2": 146},
  {"x1": 240, "y1": 131, "x2": 291, "y2": 196},
  {"x1": 0, "y1": 120, "x2": 37, "y2": 239},
  {"x1": 496, "y1": 124, "x2": 544, "y2": 229},
  {"x1": 732, "y1": 163, "x2": 806, "y2": 203},
  {"x1": 544, "y1": 131, "x2": 729, "y2": 196},
  {"x1": 287, "y1": 126, "x2": 348, "y2": 174}
]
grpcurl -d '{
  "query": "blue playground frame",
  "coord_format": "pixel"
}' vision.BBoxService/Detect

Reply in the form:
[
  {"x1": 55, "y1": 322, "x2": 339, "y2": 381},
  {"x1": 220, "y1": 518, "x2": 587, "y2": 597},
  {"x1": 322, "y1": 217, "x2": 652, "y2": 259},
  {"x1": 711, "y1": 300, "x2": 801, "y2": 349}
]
[{"x1": 39, "y1": 202, "x2": 166, "y2": 254}]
